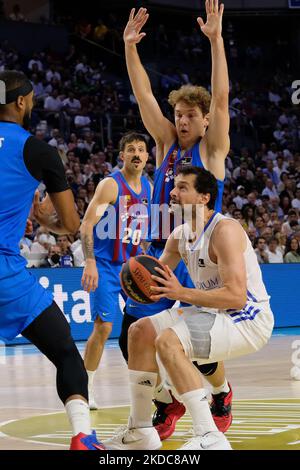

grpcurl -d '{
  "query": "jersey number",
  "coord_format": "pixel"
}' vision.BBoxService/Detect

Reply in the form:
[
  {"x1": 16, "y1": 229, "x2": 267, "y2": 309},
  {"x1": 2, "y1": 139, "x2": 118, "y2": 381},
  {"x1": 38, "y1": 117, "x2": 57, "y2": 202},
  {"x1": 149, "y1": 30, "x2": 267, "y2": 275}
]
[{"x1": 122, "y1": 228, "x2": 142, "y2": 246}]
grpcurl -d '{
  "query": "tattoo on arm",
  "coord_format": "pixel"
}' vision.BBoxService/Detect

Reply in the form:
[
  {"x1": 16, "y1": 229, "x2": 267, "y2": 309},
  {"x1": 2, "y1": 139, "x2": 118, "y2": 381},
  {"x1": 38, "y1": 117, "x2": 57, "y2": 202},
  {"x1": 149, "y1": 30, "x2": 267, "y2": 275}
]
[{"x1": 81, "y1": 233, "x2": 95, "y2": 260}]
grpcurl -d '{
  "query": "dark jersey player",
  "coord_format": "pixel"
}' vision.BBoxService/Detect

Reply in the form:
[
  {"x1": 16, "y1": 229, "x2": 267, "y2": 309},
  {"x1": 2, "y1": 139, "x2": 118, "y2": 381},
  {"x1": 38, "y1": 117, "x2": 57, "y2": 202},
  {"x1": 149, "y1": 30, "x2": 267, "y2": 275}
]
[
  {"x1": 121, "y1": 2, "x2": 233, "y2": 439},
  {"x1": 80, "y1": 132, "x2": 151, "y2": 410},
  {"x1": 0, "y1": 70, "x2": 104, "y2": 450}
]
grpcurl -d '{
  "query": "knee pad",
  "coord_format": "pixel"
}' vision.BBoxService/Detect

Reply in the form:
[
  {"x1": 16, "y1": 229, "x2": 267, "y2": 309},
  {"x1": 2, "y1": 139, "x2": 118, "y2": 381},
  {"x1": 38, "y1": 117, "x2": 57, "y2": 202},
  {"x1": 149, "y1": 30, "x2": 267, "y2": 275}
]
[{"x1": 194, "y1": 361, "x2": 218, "y2": 376}]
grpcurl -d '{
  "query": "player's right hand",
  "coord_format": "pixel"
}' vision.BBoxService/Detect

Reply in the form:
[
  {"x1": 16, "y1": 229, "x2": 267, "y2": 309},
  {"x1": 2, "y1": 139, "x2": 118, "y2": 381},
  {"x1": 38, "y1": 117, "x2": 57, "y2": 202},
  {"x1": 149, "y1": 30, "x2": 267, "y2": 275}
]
[
  {"x1": 123, "y1": 7, "x2": 149, "y2": 45},
  {"x1": 81, "y1": 259, "x2": 98, "y2": 292}
]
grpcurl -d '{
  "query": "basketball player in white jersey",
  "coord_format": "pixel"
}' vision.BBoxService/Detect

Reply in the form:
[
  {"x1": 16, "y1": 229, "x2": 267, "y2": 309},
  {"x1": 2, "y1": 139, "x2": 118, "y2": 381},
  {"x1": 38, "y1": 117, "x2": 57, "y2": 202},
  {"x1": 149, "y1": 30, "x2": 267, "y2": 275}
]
[{"x1": 104, "y1": 166, "x2": 274, "y2": 450}]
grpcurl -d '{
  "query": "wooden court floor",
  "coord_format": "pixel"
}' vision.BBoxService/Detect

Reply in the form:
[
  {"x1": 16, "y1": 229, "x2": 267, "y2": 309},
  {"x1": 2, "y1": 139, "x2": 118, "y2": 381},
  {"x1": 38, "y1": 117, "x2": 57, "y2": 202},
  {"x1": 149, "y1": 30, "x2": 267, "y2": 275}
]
[{"x1": 0, "y1": 334, "x2": 300, "y2": 450}]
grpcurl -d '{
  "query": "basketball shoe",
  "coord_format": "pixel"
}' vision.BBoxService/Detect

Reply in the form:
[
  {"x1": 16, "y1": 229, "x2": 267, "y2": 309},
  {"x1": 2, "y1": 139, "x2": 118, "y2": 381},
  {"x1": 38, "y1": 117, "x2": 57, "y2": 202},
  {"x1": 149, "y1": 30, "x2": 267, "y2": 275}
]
[
  {"x1": 70, "y1": 430, "x2": 106, "y2": 450},
  {"x1": 179, "y1": 431, "x2": 232, "y2": 450},
  {"x1": 153, "y1": 391, "x2": 186, "y2": 440},
  {"x1": 104, "y1": 418, "x2": 161, "y2": 450},
  {"x1": 210, "y1": 383, "x2": 233, "y2": 433},
  {"x1": 153, "y1": 385, "x2": 233, "y2": 439}
]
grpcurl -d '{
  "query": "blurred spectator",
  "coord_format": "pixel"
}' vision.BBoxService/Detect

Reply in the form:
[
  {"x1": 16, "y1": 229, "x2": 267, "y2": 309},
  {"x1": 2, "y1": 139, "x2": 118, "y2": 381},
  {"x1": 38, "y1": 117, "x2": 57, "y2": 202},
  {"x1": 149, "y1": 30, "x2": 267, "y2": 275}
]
[
  {"x1": 262, "y1": 179, "x2": 278, "y2": 199},
  {"x1": 254, "y1": 237, "x2": 269, "y2": 264},
  {"x1": 233, "y1": 185, "x2": 248, "y2": 209},
  {"x1": 284, "y1": 237, "x2": 300, "y2": 263},
  {"x1": 266, "y1": 238, "x2": 283, "y2": 263},
  {"x1": 292, "y1": 186, "x2": 300, "y2": 210},
  {"x1": 281, "y1": 209, "x2": 299, "y2": 237},
  {"x1": 57, "y1": 235, "x2": 74, "y2": 267},
  {"x1": 40, "y1": 245, "x2": 62, "y2": 268}
]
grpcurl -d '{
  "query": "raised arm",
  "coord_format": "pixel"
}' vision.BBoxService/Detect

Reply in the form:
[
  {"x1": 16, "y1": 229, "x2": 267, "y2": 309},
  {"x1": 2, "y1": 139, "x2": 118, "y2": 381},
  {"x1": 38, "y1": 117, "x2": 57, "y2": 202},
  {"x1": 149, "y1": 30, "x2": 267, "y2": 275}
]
[
  {"x1": 198, "y1": 1, "x2": 230, "y2": 179},
  {"x1": 80, "y1": 177, "x2": 118, "y2": 292},
  {"x1": 124, "y1": 8, "x2": 175, "y2": 161}
]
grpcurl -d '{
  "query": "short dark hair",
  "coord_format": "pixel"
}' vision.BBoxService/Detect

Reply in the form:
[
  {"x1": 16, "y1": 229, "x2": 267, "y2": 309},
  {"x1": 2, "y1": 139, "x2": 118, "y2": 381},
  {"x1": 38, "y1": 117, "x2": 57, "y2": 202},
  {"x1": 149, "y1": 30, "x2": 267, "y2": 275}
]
[
  {"x1": 254, "y1": 236, "x2": 266, "y2": 248},
  {"x1": 119, "y1": 132, "x2": 148, "y2": 152},
  {"x1": 0, "y1": 70, "x2": 28, "y2": 92},
  {"x1": 177, "y1": 166, "x2": 218, "y2": 210}
]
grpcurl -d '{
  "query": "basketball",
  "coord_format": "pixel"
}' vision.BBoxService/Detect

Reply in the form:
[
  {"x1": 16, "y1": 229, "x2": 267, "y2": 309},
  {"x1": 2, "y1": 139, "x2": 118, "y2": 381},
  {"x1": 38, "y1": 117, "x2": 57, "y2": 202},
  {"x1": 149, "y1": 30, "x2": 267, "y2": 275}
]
[{"x1": 120, "y1": 255, "x2": 167, "y2": 304}]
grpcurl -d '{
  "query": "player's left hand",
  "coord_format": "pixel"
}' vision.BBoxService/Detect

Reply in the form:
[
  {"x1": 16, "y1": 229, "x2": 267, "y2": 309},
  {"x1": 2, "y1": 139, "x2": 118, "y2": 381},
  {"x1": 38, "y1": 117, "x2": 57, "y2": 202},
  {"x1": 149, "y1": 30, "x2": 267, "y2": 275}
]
[
  {"x1": 150, "y1": 265, "x2": 185, "y2": 301},
  {"x1": 197, "y1": 0, "x2": 224, "y2": 41}
]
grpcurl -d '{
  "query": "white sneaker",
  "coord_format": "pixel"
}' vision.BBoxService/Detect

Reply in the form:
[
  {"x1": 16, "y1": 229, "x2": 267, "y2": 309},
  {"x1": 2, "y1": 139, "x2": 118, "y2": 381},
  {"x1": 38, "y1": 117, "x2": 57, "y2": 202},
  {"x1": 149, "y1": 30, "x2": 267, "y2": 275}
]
[
  {"x1": 104, "y1": 425, "x2": 162, "y2": 450},
  {"x1": 88, "y1": 391, "x2": 99, "y2": 410},
  {"x1": 179, "y1": 431, "x2": 232, "y2": 450}
]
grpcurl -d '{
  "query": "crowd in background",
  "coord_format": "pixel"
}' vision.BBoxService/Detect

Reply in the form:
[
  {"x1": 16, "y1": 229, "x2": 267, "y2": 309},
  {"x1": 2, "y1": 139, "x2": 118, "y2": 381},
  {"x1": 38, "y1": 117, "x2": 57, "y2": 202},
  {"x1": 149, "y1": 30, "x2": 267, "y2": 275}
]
[{"x1": 1, "y1": 10, "x2": 299, "y2": 267}]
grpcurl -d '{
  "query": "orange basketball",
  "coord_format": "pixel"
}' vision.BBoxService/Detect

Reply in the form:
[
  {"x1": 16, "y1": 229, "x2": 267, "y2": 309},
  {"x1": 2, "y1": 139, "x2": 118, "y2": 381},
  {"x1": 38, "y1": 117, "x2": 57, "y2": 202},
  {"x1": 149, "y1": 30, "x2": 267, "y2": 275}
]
[{"x1": 120, "y1": 255, "x2": 167, "y2": 304}]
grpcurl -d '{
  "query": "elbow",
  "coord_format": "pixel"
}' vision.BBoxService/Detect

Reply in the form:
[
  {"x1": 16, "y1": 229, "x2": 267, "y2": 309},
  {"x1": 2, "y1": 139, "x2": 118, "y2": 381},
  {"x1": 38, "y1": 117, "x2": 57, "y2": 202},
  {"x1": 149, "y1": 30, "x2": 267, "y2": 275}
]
[
  {"x1": 232, "y1": 291, "x2": 247, "y2": 310},
  {"x1": 80, "y1": 220, "x2": 93, "y2": 238},
  {"x1": 227, "y1": 288, "x2": 247, "y2": 310}
]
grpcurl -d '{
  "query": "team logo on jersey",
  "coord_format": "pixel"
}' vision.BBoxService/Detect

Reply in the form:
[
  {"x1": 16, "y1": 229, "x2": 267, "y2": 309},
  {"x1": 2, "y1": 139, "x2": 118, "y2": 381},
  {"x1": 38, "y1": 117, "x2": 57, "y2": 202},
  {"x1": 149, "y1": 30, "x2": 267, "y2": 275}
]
[
  {"x1": 180, "y1": 155, "x2": 192, "y2": 166},
  {"x1": 141, "y1": 197, "x2": 148, "y2": 205},
  {"x1": 198, "y1": 258, "x2": 205, "y2": 267}
]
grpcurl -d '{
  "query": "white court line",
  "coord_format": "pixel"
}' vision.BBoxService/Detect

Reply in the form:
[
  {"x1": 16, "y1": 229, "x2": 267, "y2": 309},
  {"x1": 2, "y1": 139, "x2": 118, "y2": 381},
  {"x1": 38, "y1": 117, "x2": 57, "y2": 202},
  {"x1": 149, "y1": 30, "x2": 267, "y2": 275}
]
[{"x1": 1, "y1": 398, "x2": 300, "y2": 448}]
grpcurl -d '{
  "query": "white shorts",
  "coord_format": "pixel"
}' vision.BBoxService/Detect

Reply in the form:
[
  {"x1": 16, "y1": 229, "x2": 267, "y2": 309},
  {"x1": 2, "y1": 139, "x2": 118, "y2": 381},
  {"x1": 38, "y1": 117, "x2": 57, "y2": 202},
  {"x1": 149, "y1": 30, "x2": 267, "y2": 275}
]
[{"x1": 150, "y1": 303, "x2": 274, "y2": 364}]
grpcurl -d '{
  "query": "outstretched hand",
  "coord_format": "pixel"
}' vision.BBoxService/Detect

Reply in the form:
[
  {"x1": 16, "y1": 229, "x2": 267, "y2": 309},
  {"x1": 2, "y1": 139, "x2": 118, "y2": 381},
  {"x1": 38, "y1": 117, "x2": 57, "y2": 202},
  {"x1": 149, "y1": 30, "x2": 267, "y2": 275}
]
[
  {"x1": 197, "y1": 0, "x2": 224, "y2": 41},
  {"x1": 123, "y1": 7, "x2": 149, "y2": 45}
]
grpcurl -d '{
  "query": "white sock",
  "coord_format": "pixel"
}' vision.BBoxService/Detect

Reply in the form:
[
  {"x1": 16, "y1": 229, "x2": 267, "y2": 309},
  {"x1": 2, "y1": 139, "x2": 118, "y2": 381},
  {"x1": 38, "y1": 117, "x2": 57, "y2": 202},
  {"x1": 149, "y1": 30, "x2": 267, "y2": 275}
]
[
  {"x1": 65, "y1": 399, "x2": 91, "y2": 436},
  {"x1": 87, "y1": 370, "x2": 96, "y2": 392},
  {"x1": 212, "y1": 379, "x2": 230, "y2": 395},
  {"x1": 129, "y1": 369, "x2": 158, "y2": 429},
  {"x1": 181, "y1": 388, "x2": 218, "y2": 436},
  {"x1": 154, "y1": 382, "x2": 173, "y2": 404}
]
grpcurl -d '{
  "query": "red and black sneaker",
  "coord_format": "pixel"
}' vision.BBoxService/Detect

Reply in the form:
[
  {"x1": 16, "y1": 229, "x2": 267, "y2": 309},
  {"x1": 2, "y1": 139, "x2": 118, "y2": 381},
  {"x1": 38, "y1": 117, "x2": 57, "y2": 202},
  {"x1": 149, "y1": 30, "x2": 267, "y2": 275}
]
[
  {"x1": 210, "y1": 383, "x2": 233, "y2": 433},
  {"x1": 70, "y1": 430, "x2": 106, "y2": 450},
  {"x1": 153, "y1": 392, "x2": 186, "y2": 440}
]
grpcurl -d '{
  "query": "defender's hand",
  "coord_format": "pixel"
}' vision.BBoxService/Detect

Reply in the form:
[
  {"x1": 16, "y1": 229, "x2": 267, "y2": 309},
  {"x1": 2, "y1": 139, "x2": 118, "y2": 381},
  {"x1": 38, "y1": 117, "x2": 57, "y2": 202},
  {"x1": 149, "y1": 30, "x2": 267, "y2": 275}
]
[
  {"x1": 197, "y1": 0, "x2": 224, "y2": 41},
  {"x1": 123, "y1": 7, "x2": 149, "y2": 45}
]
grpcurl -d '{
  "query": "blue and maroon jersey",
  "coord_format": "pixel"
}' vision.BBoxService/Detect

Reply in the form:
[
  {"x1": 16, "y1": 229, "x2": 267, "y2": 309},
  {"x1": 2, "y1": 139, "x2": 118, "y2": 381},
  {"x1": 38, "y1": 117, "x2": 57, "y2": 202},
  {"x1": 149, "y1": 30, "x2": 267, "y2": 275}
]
[
  {"x1": 149, "y1": 140, "x2": 224, "y2": 242},
  {"x1": 94, "y1": 171, "x2": 151, "y2": 263}
]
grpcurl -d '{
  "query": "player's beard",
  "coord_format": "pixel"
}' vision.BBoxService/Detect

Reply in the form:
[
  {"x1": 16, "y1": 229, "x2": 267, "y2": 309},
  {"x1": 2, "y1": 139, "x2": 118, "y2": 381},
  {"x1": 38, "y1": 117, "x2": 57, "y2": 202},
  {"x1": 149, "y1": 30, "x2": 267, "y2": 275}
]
[{"x1": 22, "y1": 108, "x2": 31, "y2": 130}]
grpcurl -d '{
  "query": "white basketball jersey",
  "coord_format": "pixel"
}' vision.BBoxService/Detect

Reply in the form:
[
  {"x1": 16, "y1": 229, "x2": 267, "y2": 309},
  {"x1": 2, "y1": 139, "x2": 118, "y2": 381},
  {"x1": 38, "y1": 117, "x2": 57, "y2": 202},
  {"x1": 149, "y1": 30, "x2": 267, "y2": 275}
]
[{"x1": 178, "y1": 212, "x2": 271, "y2": 308}]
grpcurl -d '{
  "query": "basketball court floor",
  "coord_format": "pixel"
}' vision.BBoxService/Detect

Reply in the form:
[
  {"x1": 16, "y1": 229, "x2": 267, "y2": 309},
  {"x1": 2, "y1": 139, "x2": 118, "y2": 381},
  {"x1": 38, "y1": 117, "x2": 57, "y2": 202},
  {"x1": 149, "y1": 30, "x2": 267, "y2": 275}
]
[{"x1": 1, "y1": 329, "x2": 300, "y2": 450}]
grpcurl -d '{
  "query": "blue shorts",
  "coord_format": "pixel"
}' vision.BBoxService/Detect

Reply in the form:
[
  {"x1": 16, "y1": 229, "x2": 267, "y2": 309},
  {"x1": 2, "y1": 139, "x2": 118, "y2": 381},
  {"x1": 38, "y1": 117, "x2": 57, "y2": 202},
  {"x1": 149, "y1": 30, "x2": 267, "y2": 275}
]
[
  {"x1": 0, "y1": 254, "x2": 53, "y2": 342},
  {"x1": 90, "y1": 258, "x2": 126, "y2": 323},
  {"x1": 125, "y1": 243, "x2": 195, "y2": 319}
]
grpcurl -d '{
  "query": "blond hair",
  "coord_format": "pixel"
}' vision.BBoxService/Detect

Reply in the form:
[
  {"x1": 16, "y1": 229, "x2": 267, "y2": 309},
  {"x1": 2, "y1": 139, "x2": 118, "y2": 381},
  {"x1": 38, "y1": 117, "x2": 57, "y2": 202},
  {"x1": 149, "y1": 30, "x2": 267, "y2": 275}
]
[{"x1": 168, "y1": 85, "x2": 211, "y2": 115}]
